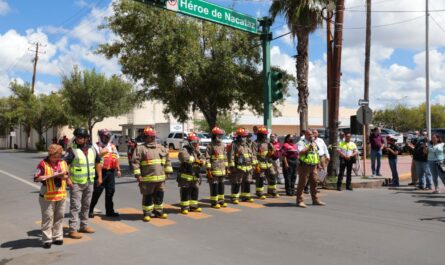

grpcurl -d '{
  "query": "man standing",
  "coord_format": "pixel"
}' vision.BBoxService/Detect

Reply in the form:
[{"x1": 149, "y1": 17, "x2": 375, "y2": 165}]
[
  {"x1": 205, "y1": 127, "x2": 228, "y2": 209},
  {"x1": 385, "y1": 136, "x2": 401, "y2": 187},
  {"x1": 89, "y1": 129, "x2": 121, "y2": 218},
  {"x1": 369, "y1": 127, "x2": 384, "y2": 177},
  {"x1": 228, "y1": 128, "x2": 255, "y2": 204},
  {"x1": 407, "y1": 131, "x2": 420, "y2": 186},
  {"x1": 131, "y1": 127, "x2": 173, "y2": 222},
  {"x1": 337, "y1": 133, "x2": 358, "y2": 191},
  {"x1": 64, "y1": 128, "x2": 102, "y2": 239},
  {"x1": 296, "y1": 130, "x2": 326, "y2": 208},
  {"x1": 270, "y1": 133, "x2": 283, "y2": 185},
  {"x1": 313, "y1": 129, "x2": 330, "y2": 188}
]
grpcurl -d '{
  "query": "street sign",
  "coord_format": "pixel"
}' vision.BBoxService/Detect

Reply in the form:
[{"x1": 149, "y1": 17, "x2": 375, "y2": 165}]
[
  {"x1": 165, "y1": 0, "x2": 259, "y2": 33},
  {"x1": 358, "y1": 99, "x2": 369, "y2": 106},
  {"x1": 135, "y1": 0, "x2": 255, "y2": 34},
  {"x1": 356, "y1": 105, "x2": 373, "y2": 125}
]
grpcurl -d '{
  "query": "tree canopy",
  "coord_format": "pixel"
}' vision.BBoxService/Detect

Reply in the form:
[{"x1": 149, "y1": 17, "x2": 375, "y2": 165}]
[{"x1": 98, "y1": 0, "x2": 293, "y2": 129}]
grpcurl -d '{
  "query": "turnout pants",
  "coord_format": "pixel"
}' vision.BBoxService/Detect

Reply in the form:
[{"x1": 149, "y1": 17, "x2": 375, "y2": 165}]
[
  {"x1": 178, "y1": 179, "x2": 200, "y2": 210},
  {"x1": 230, "y1": 169, "x2": 252, "y2": 201},
  {"x1": 90, "y1": 169, "x2": 116, "y2": 215},
  {"x1": 208, "y1": 175, "x2": 225, "y2": 205},
  {"x1": 139, "y1": 181, "x2": 165, "y2": 217},
  {"x1": 255, "y1": 168, "x2": 277, "y2": 196}
]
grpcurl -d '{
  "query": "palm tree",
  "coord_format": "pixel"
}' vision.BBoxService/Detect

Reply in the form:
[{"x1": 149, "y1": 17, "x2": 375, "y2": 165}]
[{"x1": 270, "y1": 0, "x2": 326, "y2": 131}]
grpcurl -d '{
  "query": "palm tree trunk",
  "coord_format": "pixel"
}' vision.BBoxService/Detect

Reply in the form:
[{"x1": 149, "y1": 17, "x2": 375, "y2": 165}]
[{"x1": 296, "y1": 31, "x2": 310, "y2": 132}]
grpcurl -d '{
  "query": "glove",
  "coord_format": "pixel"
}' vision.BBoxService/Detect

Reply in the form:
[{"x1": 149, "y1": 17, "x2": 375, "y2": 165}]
[
  {"x1": 206, "y1": 169, "x2": 212, "y2": 178},
  {"x1": 255, "y1": 164, "x2": 261, "y2": 174}
]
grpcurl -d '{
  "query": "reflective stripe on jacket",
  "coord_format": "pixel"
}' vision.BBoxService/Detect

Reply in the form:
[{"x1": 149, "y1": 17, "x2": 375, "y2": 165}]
[
  {"x1": 69, "y1": 148, "x2": 96, "y2": 184},
  {"x1": 43, "y1": 160, "x2": 68, "y2": 201}
]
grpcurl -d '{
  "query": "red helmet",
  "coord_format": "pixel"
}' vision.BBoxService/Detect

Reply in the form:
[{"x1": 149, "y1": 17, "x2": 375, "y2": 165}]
[
  {"x1": 143, "y1": 127, "x2": 156, "y2": 137},
  {"x1": 235, "y1": 128, "x2": 248, "y2": 137},
  {"x1": 98, "y1": 129, "x2": 111, "y2": 137},
  {"x1": 187, "y1": 132, "x2": 200, "y2": 143},
  {"x1": 211, "y1": 127, "x2": 224, "y2": 136},
  {"x1": 256, "y1": 126, "x2": 268, "y2": 135}
]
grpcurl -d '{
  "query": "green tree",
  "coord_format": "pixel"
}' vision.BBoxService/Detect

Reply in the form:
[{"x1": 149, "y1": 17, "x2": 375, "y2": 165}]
[
  {"x1": 61, "y1": 66, "x2": 137, "y2": 136},
  {"x1": 270, "y1": 0, "x2": 327, "y2": 131},
  {"x1": 193, "y1": 112, "x2": 239, "y2": 134},
  {"x1": 30, "y1": 93, "x2": 66, "y2": 150},
  {"x1": 98, "y1": 0, "x2": 292, "y2": 129}
]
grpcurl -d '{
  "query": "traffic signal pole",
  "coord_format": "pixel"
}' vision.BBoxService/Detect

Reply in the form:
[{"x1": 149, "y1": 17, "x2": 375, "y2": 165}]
[{"x1": 260, "y1": 17, "x2": 272, "y2": 131}]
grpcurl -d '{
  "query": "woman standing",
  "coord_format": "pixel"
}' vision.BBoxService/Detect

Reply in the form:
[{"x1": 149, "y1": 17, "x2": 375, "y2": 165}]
[
  {"x1": 282, "y1": 134, "x2": 298, "y2": 196},
  {"x1": 428, "y1": 134, "x2": 445, "y2": 194}
]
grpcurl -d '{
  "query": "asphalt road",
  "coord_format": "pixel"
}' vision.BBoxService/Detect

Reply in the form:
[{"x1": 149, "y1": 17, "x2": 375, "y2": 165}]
[{"x1": 0, "y1": 150, "x2": 444, "y2": 265}]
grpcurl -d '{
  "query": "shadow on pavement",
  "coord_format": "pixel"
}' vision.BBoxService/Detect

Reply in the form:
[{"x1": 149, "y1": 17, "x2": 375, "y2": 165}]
[
  {"x1": 415, "y1": 200, "x2": 445, "y2": 207},
  {"x1": 420, "y1": 216, "x2": 445, "y2": 222},
  {"x1": 0, "y1": 230, "x2": 42, "y2": 250},
  {"x1": 263, "y1": 202, "x2": 295, "y2": 207}
]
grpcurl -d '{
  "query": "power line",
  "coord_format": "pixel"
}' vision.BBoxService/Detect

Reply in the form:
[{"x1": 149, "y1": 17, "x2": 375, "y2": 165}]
[
  {"x1": 345, "y1": 15, "x2": 424, "y2": 30},
  {"x1": 430, "y1": 14, "x2": 445, "y2": 35},
  {"x1": 346, "y1": 9, "x2": 445, "y2": 13}
]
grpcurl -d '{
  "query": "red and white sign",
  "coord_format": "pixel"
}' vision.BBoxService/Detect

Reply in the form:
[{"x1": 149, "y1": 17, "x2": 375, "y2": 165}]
[{"x1": 166, "y1": 0, "x2": 178, "y2": 11}]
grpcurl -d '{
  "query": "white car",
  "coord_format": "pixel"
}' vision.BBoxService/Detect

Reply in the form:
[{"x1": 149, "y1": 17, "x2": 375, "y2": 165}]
[
  {"x1": 166, "y1": 132, "x2": 186, "y2": 150},
  {"x1": 380, "y1": 128, "x2": 404, "y2": 147},
  {"x1": 196, "y1": 133, "x2": 211, "y2": 152}
]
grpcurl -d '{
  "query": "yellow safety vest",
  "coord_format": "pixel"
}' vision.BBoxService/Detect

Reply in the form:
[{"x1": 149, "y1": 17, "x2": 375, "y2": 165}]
[
  {"x1": 43, "y1": 161, "x2": 68, "y2": 201},
  {"x1": 69, "y1": 148, "x2": 96, "y2": 184},
  {"x1": 299, "y1": 142, "x2": 320, "y2": 165}
]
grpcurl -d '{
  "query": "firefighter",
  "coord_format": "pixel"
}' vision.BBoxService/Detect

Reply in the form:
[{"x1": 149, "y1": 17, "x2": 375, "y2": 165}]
[
  {"x1": 228, "y1": 128, "x2": 255, "y2": 204},
  {"x1": 89, "y1": 129, "x2": 121, "y2": 218},
  {"x1": 177, "y1": 133, "x2": 204, "y2": 214},
  {"x1": 131, "y1": 127, "x2": 173, "y2": 222},
  {"x1": 205, "y1": 127, "x2": 228, "y2": 209},
  {"x1": 253, "y1": 126, "x2": 279, "y2": 199}
]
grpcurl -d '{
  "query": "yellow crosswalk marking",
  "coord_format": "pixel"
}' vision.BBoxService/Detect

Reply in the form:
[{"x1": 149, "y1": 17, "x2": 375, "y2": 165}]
[
  {"x1": 90, "y1": 216, "x2": 138, "y2": 234},
  {"x1": 165, "y1": 204, "x2": 212, "y2": 220},
  {"x1": 117, "y1": 208, "x2": 176, "y2": 227},
  {"x1": 238, "y1": 202, "x2": 265, "y2": 209}
]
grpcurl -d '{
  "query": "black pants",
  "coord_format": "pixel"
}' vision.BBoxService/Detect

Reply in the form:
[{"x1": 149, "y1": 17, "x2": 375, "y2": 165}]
[
  {"x1": 283, "y1": 158, "x2": 297, "y2": 195},
  {"x1": 90, "y1": 169, "x2": 116, "y2": 215},
  {"x1": 337, "y1": 159, "x2": 354, "y2": 189}
]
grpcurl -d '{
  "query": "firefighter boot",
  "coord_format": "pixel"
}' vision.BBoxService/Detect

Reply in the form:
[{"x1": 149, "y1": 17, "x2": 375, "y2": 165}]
[
  {"x1": 231, "y1": 183, "x2": 240, "y2": 204},
  {"x1": 218, "y1": 180, "x2": 227, "y2": 207},
  {"x1": 190, "y1": 187, "x2": 201, "y2": 212}
]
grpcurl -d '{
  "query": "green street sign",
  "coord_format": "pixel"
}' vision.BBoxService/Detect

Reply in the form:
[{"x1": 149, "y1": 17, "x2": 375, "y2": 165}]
[{"x1": 145, "y1": 0, "x2": 259, "y2": 34}]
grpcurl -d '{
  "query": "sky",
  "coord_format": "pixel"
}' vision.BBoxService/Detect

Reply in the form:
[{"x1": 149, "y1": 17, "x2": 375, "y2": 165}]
[{"x1": 1, "y1": 0, "x2": 445, "y2": 111}]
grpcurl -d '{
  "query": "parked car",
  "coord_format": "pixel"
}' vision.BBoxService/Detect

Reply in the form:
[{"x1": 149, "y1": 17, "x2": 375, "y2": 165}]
[
  {"x1": 380, "y1": 128, "x2": 404, "y2": 147},
  {"x1": 196, "y1": 132, "x2": 211, "y2": 152},
  {"x1": 166, "y1": 132, "x2": 186, "y2": 150}
]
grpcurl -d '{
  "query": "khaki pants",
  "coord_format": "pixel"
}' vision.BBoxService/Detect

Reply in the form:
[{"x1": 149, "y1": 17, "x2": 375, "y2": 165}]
[
  {"x1": 411, "y1": 159, "x2": 418, "y2": 184},
  {"x1": 296, "y1": 163, "x2": 319, "y2": 203},
  {"x1": 39, "y1": 197, "x2": 66, "y2": 243},
  {"x1": 69, "y1": 182, "x2": 93, "y2": 232}
]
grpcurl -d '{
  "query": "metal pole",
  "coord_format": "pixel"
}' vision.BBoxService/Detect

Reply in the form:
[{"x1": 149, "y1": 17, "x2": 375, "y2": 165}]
[
  {"x1": 362, "y1": 116, "x2": 367, "y2": 177},
  {"x1": 426, "y1": 0, "x2": 431, "y2": 136},
  {"x1": 260, "y1": 17, "x2": 272, "y2": 130}
]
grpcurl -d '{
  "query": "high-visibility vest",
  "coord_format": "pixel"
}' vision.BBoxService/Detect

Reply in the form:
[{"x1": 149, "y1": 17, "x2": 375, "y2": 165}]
[
  {"x1": 100, "y1": 144, "x2": 119, "y2": 170},
  {"x1": 299, "y1": 142, "x2": 320, "y2": 165},
  {"x1": 43, "y1": 161, "x2": 68, "y2": 201},
  {"x1": 338, "y1": 141, "x2": 357, "y2": 156},
  {"x1": 69, "y1": 148, "x2": 96, "y2": 184}
]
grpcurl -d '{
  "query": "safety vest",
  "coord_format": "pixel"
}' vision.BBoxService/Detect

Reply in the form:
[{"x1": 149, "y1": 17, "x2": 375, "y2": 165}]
[
  {"x1": 99, "y1": 144, "x2": 119, "y2": 170},
  {"x1": 338, "y1": 141, "x2": 357, "y2": 156},
  {"x1": 43, "y1": 160, "x2": 68, "y2": 201},
  {"x1": 69, "y1": 148, "x2": 96, "y2": 184},
  {"x1": 299, "y1": 142, "x2": 320, "y2": 165}
]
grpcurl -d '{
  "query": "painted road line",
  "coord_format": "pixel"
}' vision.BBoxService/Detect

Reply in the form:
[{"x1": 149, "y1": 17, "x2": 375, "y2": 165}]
[
  {"x1": 262, "y1": 197, "x2": 288, "y2": 204},
  {"x1": 200, "y1": 200, "x2": 241, "y2": 213},
  {"x1": 238, "y1": 201, "x2": 265, "y2": 209},
  {"x1": 117, "y1": 208, "x2": 176, "y2": 227},
  {"x1": 90, "y1": 215, "x2": 138, "y2": 235},
  {"x1": 165, "y1": 204, "x2": 211, "y2": 220},
  {"x1": 0, "y1": 169, "x2": 40, "y2": 189}
]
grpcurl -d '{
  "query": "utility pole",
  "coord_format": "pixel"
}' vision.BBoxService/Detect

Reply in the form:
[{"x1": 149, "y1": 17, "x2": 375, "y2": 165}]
[
  {"x1": 328, "y1": 0, "x2": 345, "y2": 176},
  {"x1": 326, "y1": 0, "x2": 333, "y2": 108},
  {"x1": 425, "y1": 0, "x2": 431, "y2": 136},
  {"x1": 363, "y1": 0, "x2": 372, "y2": 176},
  {"x1": 29, "y1": 42, "x2": 45, "y2": 94}
]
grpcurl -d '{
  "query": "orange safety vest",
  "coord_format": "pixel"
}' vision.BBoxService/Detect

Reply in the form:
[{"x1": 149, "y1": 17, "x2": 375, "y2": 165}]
[
  {"x1": 99, "y1": 144, "x2": 119, "y2": 170},
  {"x1": 43, "y1": 160, "x2": 68, "y2": 201}
]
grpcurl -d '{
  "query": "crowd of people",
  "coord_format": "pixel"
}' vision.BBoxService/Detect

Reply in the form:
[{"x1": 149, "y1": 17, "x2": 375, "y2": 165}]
[{"x1": 33, "y1": 125, "x2": 445, "y2": 249}]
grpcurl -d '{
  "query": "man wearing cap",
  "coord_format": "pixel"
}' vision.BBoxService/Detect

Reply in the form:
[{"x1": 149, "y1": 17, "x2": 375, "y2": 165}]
[
  {"x1": 337, "y1": 132, "x2": 358, "y2": 191},
  {"x1": 89, "y1": 129, "x2": 121, "y2": 218},
  {"x1": 385, "y1": 136, "x2": 401, "y2": 187},
  {"x1": 64, "y1": 128, "x2": 102, "y2": 239},
  {"x1": 131, "y1": 127, "x2": 173, "y2": 221}
]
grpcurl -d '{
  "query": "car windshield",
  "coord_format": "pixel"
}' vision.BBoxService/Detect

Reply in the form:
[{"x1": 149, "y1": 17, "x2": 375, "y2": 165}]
[
  {"x1": 382, "y1": 129, "x2": 398, "y2": 134},
  {"x1": 196, "y1": 133, "x2": 207, "y2": 138}
]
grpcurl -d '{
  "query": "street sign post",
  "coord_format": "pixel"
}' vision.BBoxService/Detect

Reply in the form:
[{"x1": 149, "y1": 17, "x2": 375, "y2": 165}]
[{"x1": 356, "y1": 105, "x2": 372, "y2": 177}]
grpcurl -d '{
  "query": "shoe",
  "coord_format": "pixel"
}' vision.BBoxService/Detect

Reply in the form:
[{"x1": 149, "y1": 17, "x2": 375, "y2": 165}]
[
  {"x1": 432, "y1": 190, "x2": 440, "y2": 194},
  {"x1": 220, "y1": 202, "x2": 228, "y2": 208},
  {"x1": 297, "y1": 201, "x2": 307, "y2": 208},
  {"x1": 285, "y1": 192, "x2": 292, "y2": 196},
  {"x1": 270, "y1": 193, "x2": 280, "y2": 198},
  {"x1": 53, "y1": 240, "x2": 63, "y2": 246},
  {"x1": 232, "y1": 199, "x2": 239, "y2": 204},
  {"x1": 143, "y1": 216, "x2": 151, "y2": 222},
  {"x1": 106, "y1": 212, "x2": 120, "y2": 217},
  {"x1": 313, "y1": 200, "x2": 326, "y2": 206},
  {"x1": 258, "y1": 195, "x2": 266, "y2": 200},
  {"x1": 42, "y1": 242, "x2": 51, "y2": 249},
  {"x1": 190, "y1": 207, "x2": 202, "y2": 213},
  {"x1": 88, "y1": 212, "x2": 94, "y2": 218},
  {"x1": 211, "y1": 204, "x2": 221, "y2": 209},
  {"x1": 376, "y1": 174, "x2": 382, "y2": 177},
  {"x1": 346, "y1": 187, "x2": 353, "y2": 191},
  {"x1": 337, "y1": 187, "x2": 342, "y2": 191},
  {"x1": 68, "y1": 231, "x2": 83, "y2": 239},
  {"x1": 181, "y1": 209, "x2": 189, "y2": 215},
  {"x1": 416, "y1": 186, "x2": 425, "y2": 190},
  {"x1": 408, "y1": 182, "x2": 415, "y2": 186},
  {"x1": 79, "y1": 227, "x2": 95, "y2": 233},
  {"x1": 247, "y1": 198, "x2": 254, "y2": 203},
  {"x1": 425, "y1": 187, "x2": 432, "y2": 190}
]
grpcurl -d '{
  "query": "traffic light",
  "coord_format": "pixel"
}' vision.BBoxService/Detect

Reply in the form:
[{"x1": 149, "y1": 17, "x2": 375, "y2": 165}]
[{"x1": 271, "y1": 71, "x2": 283, "y2": 102}]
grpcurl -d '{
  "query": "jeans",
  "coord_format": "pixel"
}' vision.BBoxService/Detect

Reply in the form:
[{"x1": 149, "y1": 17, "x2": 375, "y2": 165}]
[
  {"x1": 370, "y1": 149, "x2": 382, "y2": 175},
  {"x1": 415, "y1": 161, "x2": 432, "y2": 189},
  {"x1": 283, "y1": 158, "x2": 297, "y2": 195},
  {"x1": 337, "y1": 159, "x2": 354, "y2": 189},
  {"x1": 428, "y1": 160, "x2": 445, "y2": 189},
  {"x1": 90, "y1": 169, "x2": 116, "y2": 215},
  {"x1": 388, "y1": 158, "x2": 399, "y2": 186}
]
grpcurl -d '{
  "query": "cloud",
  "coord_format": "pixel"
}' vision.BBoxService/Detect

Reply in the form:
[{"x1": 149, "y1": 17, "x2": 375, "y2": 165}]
[{"x1": 0, "y1": 0, "x2": 10, "y2": 15}]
